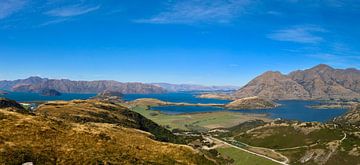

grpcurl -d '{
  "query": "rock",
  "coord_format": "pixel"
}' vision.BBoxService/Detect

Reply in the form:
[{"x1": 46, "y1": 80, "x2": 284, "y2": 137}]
[
  {"x1": 40, "y1": 89, "x2": 62, "y2": 96},
  {"x1": 225, "y1": 96, "x2": 279, "y2": 110}
]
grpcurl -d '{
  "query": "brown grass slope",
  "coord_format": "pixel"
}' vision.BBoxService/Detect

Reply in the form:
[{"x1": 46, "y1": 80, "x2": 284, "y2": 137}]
[
  {"x1": 36, "y1": 100, "x2": 183, "y2": 143},
  {"x1": 0, "y1": 100, "x2": 214, "y2": 165}
]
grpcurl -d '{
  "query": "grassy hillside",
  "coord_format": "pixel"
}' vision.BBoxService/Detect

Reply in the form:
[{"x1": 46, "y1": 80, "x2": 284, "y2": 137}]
[
  {"x1": 0, "y1": 99, "x2": 215, "y2": 164},
  {"x1": 218, "y1": 119, "x2": 360, "y2": 164},
  {"x1": 131, "y1": 106, "x2": 271, "y2": 132},
  {"x1": 36, "y1": 100, "x2": 182, "y2": 143}
]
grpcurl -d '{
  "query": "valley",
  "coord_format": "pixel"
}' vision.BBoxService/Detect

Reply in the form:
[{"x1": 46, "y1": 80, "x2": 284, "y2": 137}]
[{"x1": 1, "y1": 64, "x2": 360, "y2": 164}]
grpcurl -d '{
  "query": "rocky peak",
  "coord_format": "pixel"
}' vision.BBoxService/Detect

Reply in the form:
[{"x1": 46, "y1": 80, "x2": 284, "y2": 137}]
[
  {"x1": 309, "y1": 64, "x2": 334, "y2": 73},
  {"x1": 260, "y1": 71, "x2": 284, "y2": 78}
]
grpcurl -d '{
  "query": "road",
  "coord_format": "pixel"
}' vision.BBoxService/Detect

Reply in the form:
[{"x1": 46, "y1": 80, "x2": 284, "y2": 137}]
[{"x1": 209, "y1": 137, "x2": 289, "y2": 165}]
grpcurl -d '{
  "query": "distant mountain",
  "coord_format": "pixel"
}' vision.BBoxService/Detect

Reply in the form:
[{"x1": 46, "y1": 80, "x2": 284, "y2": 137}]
[
  {"x1": 234, "y1": 64, "x2": 360, "y2": 100},
  {"x1": 151, "y1": 83, "x2": 238, "y2": 92},
  {"x1": 0, "y1": 77, "x2": 167, "y2": 94}
]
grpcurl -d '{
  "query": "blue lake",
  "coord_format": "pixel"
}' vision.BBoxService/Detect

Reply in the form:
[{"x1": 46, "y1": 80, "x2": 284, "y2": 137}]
[
  {"x1": 1, "y1": 92, "x2": 348, "y2": 122},
  {"x1": 152, "y1": 100, "x2": 347, "y2": 123},
  {"x1": 125, "y1": 92, "x2": 348, "y2": 122},
  {"x1": 124, "y1": 92, "x2": 230, "y2": 104},
  {"x1": 1, "y1": 92, "x2": 96, "y2": 102}
]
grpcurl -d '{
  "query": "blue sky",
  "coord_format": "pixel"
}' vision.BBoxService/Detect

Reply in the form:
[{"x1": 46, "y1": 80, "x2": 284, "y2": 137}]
[{"x1": 0, "y1": 0, "x2": 359, "y2": 86}]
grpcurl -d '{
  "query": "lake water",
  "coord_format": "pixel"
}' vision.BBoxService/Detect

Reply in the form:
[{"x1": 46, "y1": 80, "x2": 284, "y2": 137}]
[
  {"x1": 1, "y1": 92, "x2": 96, "y2": 102},
  {"x1": 125, "y1": 92, "x2": 347, "y2": 122},
  {"x1": 2, "y1": 92, "x2": 347, "y2": 122},
  {"x1": 124, "y1": 92, "x2": 230, "y2": 104},
  {"x1": 152, "y1": 100, "x2": 347, "y2": 122}
]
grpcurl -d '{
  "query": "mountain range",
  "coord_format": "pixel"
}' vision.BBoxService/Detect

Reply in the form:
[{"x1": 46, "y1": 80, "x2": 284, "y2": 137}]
[
  {"x1": 234, "y1": 64, "x2": 360, "y2": 100},
  {"x1": 0, "y1": 77, "x2": 166, "y2": 94},
  {"x1": 151, "y1": 83, "x2": 238, "y2": 92}
]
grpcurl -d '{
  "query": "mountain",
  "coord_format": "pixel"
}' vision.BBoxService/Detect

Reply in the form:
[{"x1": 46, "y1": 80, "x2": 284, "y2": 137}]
[
  {"x1": 234, "y1": 71, "x2": 310, "y2": 100},
  {"x1": 0, "y1": 99, "x2": 215, "y2": 164},
  {"x1": 234, "y1": 64, "x2": 360, "y2": 100},
  {"x1": 0, "y1": 77, "x2": 167, "y2": 94},
  {"x1": 289, "y1": 64, "x2": 360, "y2": 99},
  {"x1": 151, "y1": 83, "x2": 238, "y2": 92}
]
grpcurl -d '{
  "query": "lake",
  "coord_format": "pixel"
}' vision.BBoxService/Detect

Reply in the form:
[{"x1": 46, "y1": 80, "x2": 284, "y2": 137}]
[
  {"x1": 152, "y1": 100, "x2": 347, "y2": 122},
  {"x1": 124, "y1": 92, "x2": 230, "y2": 104},
  {"x1": 125, "y1": 92, "x2": 347, "y2": 123},
  {"x1": 2, "y1": 92, "x2": 348, "y2": 122},
  {"x1": 2, "y1": 92, "x2": 96, "y2": 102}
]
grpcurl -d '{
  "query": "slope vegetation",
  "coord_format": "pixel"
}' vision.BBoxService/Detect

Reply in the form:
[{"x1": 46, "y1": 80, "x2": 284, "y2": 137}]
[{"x1": 0, "y1": 99, "x2": 215, "y2": 164}]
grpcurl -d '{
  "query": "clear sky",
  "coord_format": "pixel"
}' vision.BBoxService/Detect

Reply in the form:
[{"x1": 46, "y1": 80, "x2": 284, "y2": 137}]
[{"x1": 0, "y1": 0, "x2": 359, "y2": 86}]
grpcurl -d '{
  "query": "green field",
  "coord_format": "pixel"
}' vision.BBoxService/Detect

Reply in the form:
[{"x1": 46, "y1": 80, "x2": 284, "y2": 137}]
[
  {"x1": 131, "y1": 106, "x2": 270, "y2": 131},
  {"x1": 216, "y1": 147, "x2": 280, "y2": 165}
]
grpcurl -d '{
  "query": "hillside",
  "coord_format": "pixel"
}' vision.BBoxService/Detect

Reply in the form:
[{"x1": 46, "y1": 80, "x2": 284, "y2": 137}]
[
  {"x1": 234, "y1": 71, "x2": 310, "y2": 100},
  {"x1": 216, "y1": 119, "x2": 360, "y2": 164},
  {"x1": 334, "y1": 103, "x2": 360, "y2": 126},
  {"x1": 289, "y1": 64, "x2": 360, "y2": 99},
  {"x1": 0, "y1": 99, "x2": 215, "y2": 164},
  {"x1": 0, "y1": 77, "x2": 166, "y2": 94},
  {"x1": 234, "y1": 64, "x2": 360, "y2": 100},
  {"x1": 225, "y1": 96, "x2": 279, "y2": 110}
]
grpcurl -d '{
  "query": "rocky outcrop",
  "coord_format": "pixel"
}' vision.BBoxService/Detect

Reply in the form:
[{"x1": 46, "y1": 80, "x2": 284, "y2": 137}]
[
  {"x1": 40, "y1": 89, "x2": 62, "y2": 96},
  {"x1": 225, "y1": 96, "x2": 279, "y2": 110},
  {"x1": 234, "y1": 64, "x2": 360, "y2": 100},
  {"x1": 0, "y1": 76, "x2": 166, "y2": 94}
]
